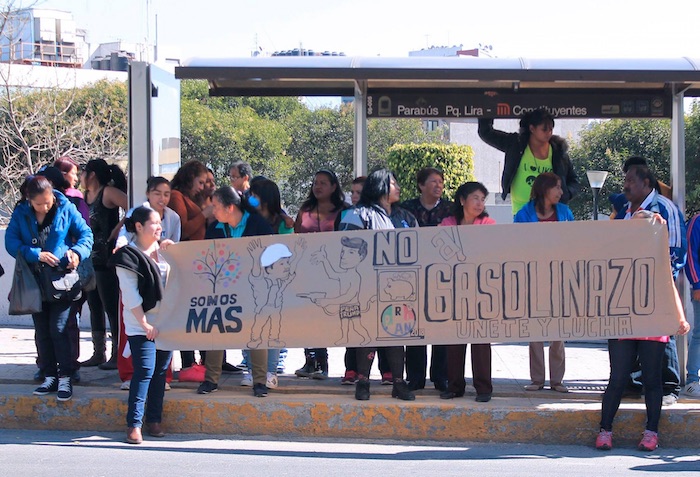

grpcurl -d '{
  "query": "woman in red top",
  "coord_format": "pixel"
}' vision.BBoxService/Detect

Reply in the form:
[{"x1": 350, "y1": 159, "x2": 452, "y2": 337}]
[
  {"x1": 169, "y1": 160, "x2": 213, "y2": 242},
  {"x1": 168, "y1": 160, "x2": 213, "y2": 369},
  {"x1": 293, "y1": 169, "x2": 347, "y2": 379}
]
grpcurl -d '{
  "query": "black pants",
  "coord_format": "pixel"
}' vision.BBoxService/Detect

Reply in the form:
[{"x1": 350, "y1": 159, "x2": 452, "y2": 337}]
[
  {"x1": 445, "y1": 343, "x2": 492, "y2": 395},
  {"x1": 356, "y1": 346, "x2": 404, "y2": 382},
  {"x1": 345, "y1": 347, "x2": 390, "y2": 374},
  {"x1": 405, "y1": 345, "x2": 448, "y2": 389},
  {"x1": 87, "y1": 268, "x2": 119, "y2": 339}
]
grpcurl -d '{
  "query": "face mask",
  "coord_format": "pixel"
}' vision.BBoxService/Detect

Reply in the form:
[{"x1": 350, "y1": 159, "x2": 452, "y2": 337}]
[{"x1": 248, "y1": 196, "x2": 260, "y2": 208}]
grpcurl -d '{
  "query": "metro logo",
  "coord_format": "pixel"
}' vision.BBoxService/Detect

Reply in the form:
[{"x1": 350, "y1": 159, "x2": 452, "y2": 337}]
[{"x1": 497, "y1": 103, "x2": 511, "y2": 115}]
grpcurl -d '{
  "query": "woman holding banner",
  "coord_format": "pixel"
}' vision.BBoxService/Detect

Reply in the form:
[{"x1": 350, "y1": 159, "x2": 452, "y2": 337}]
[
  {"x1": 438, "y1": 182, "x2": 496, "y2": 403},
  {"x1": 337, "y1": 168, "x2": 415, "y2": 401},
  {"x1": 514, "y1": 172, "x2": 574, "y2": 394},
  {"x1": 112, "y1": 206, "x2": 173, "y2": 444}
]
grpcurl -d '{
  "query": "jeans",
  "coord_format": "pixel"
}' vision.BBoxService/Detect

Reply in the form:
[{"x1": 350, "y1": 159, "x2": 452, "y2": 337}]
[
  {"x1": 33, "y1": 300, "x2": 73, "y2": 377},
  {"x1": 600, "y1": 339, "x2": 666, "y2": 433},
  {"x1": 687, "y1": 298, "x2": 700, "y2": 384},
  {"x1": 127, "y1": 335, "x2": 172, "y2": 428},
  {"x1": 241, "y1": 349, "x2": 281, "y2": 373}
]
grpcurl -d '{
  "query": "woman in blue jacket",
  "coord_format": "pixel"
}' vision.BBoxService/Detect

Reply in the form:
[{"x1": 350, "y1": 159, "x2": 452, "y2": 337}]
[
  {"x1": 514, "y1": 172, "x2": 573, "y2": 393},
  {"x1": 5, "y1": 176, "x2": 93, "y2": 402}
]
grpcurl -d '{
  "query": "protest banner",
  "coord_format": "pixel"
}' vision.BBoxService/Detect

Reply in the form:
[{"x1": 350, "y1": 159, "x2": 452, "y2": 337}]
[{"x1": 154, "y1": 219, "x2": 682, "y2": 350}]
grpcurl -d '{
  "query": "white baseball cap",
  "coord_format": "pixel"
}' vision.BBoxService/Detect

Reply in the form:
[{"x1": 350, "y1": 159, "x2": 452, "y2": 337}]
[{"x1": 260, "y1": 243, "x2": 292, "y2": 267}]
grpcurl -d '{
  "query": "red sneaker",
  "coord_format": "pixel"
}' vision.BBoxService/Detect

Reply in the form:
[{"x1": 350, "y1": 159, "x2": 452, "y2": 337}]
[
  {"x1": 340, "y1": 370, "x2": 358, "y2": 385},
  {"x1": 381, "y1": 372, "x2": 393, "y2": 385},
  {"x1": 638, "y1": 430, "x2": 658, "y2": 451},
  {"x1": 595, "y1": 429, "x2": 612, "y2": 450}
]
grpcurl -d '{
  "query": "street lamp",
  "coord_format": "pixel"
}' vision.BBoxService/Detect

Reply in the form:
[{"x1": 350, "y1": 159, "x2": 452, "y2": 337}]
[{"x1": 586, "y1": 170, "x2": 609, "y2": 220}]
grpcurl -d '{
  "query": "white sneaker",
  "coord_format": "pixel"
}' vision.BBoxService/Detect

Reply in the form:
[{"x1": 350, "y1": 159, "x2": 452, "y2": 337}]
[
  {"x1": 241, "y1": 373, "x2": 253, "y2": 387},
  {"x1": 266, "y1": 372, "x2": 278, "y2": 389},
  {"x1": 684, "y1": 382, "x2": 700, "y2": 397},
  {"x1": 164, "y1": 382, "x2": 171, "y2": 391},
  {"x1": 120, "y1": 381, "x2": 130, "y2": 390}
]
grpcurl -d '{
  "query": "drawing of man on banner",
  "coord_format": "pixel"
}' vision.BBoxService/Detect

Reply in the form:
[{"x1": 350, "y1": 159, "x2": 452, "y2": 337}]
[
  {"x1": 302, "y1": 236, "x2": 373, "y2": 346},
  {"x1": 247, "y1": 237, "x2": 306, "y2": 348}
]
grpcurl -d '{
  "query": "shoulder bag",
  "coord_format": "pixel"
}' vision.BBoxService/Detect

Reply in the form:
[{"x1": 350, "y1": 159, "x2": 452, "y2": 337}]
[{"x1": 8, "y1": 254, "x2": 43, "y2": 315}]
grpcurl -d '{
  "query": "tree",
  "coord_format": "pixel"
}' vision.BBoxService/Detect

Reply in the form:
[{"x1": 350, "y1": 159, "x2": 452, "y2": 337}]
[
  {"x1": 685, "y1": 100, "x2": 700, "y2": 217},
  {"x1": 567, "y1": 119, "x2": 671, "y2": 220}
]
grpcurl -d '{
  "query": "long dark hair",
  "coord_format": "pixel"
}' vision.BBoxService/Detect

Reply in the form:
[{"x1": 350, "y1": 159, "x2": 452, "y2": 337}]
[
  {"x1": 358, "y1": 168, "x2": 394, "y2": 207},
  {"x1": 170, "y1": 160, "x2": 208, "y2": 197},
  {"x1": 23, "y1": 176, "x2": 53, "y2": 201},
  {"x1": 451, "y1": 182, "x2": 489, "y2": 222},
  {"x1": 530, "y1": 172, "x2": 561, "y2": 215},
  {"x1": 519, "y1": 108, "x2": 555, "y2": 141},
  {"x1": 124, "y1": 206, "x2": 156, "y2": 233},
  {"x1": 146, "y1": 176, "x2": 171, "y2": 193},
  {"x1": 84, "y1": 159, "x2": 127, "y2": 193},
  {"x1": 250, "y1": 178, "x2": 284, "y2": 225},
  {"x1": 299, "y1": 169, "x2": 345, "y2": 213}
]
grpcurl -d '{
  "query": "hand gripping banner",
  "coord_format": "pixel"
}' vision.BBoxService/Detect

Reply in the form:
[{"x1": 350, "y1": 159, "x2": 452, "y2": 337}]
[{"x1": 154, "y1": 219, "x2": 682, "y2": 350}]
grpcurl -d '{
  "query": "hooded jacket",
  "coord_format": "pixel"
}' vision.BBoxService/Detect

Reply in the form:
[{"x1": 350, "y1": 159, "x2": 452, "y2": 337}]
[
  {"x1": 5, "y1": 189, "x2": 93, "y2": 264},
  {"x1": 478, "y1": 119, "x2": 580, "y2": 203}
]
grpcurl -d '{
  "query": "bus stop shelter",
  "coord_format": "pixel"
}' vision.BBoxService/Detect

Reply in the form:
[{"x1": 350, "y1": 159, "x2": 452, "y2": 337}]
[{"x1": 174, "y1": 55, "x2": 700, "y2": 377}]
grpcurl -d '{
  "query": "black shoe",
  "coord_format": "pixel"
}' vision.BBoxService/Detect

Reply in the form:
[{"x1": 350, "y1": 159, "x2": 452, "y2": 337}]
[
  {"x1": 34, "y1": 376, "x2": 58, "y2": 395},
  {"x1": 98, "y1": 357, "x2": 118, "y2": 370},
  {"x1": 253, "y1": 383, "x2": 268, "y2": 397},
  {"x1": 33, "y1": 369, "x2": 45, "y2": 382},
  {"x1": 197, "y1": 381, "x2": 218, "y2": 394},
  {"x1": 80, "y1": 353, "x2": 106, "y2": 367},
  {"x1": 407, "y1": 381, "x2": 425, "y2": 391},
  {"x1": 72, "y1": 370, "x2": 81, "y2": 383},
  {"x1": 355, "y1": 379, "x2": 370, "y2": 401},
  {"x1": 439, "y1": 390, "x2": 464, "y2": 400},
  {"x1": 392, "y1": 381, "x2": 416, "y2": 401},
  {"x1": 475, "y1": 393, "x2": 492, "y2": 403},
  {"x1": 57, "y1": 376, "x2": 73, "y2": 402},
  {"x1": 221, "y1": 362, "x2": 244, "y2": 374},
  {"x1": 433, "y1": 380, "x2": 448, "y2": 392}
]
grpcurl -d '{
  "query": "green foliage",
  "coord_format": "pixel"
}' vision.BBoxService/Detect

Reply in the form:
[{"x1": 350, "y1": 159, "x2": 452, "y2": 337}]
[
  {"x1": 385, "y1": 143, "x2": 475, "y2": 202},
  {"x1": 686, "y1": 100, "x2": 700, "y2": 217},
  {"x1": 568, "y1": 119, "x2": 670, "y2": 220}
]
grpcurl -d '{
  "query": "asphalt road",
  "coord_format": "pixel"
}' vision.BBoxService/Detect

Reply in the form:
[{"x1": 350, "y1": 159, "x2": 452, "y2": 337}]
[{"x1": 0, "y1": 430, "x2": 698, "y2": 476}]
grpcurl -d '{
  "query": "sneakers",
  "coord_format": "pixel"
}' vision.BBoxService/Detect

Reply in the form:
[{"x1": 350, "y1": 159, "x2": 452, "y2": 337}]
[
  {"x1": 662, "y1": 394, "x2": 678, "y2": 406},
  {"x1": 524, "y1": 383, "x2": 544, "y2": 391},
  {"x1": 355, "y1": 378, "x2": 371, "y2": 401},
  {"x1": 341, "y1": 370, "x2": 358, "y2": 385},
  {"x1": 57, "y1": 376, "x2": 72, "y2": 401},
  {"x1": 221, "y1": 362, "x2": 244, "y2": 374},
  {"x1": 164, "y1": 382, "x2": 171, "y2": 391},
  {"x1": 196, "y1": 381, "x2": 218, "y2": 394},
  {"x1": 120, "y1": 381, "x2": 131, "y2": 390},
  {"x1": 683, "y1": 381, "x2": 700, "y2": 397},
  {"x1": 595, "y1": 429, "x2": 613, "y2": 450},
  {"x1": 391, "y1": 381, "x2": 416, "y2": 401},
  {"x1": 241, "y1": 373, "x2": 253, "y2": 386},
  {"x1": 638, "y1": 430, "x2": 658, "y2": 451},
  {"x1": 253, "y1": 383, "x2": 268, "y2": 397},
  {"x1": 266, "y1": 372, "x2": 278, "y2": 389},
  {"x1": 33, "y1": 376, "x2": 58, "y2": 395},
  {"x1": 381, "y1": 372, "x2": 393, "y2": 385}
]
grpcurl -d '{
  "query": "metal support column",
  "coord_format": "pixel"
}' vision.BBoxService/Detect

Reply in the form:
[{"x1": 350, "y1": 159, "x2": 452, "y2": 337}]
[
  {"x1": 671, "y1": 85, "x2": 688, "y2": 386},
  {"x1": 353, "y1": 80, "x2": 368, "y2": 177}
]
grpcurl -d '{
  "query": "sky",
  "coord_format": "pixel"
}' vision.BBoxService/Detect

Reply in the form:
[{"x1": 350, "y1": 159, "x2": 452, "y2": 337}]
[{"x1": 34, "y1": 0, "x2": 700, "y2": 62}]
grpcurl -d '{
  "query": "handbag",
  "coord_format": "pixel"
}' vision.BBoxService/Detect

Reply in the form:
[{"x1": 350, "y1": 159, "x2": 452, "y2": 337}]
[
  {"x1": 38, "y1": 264, "x2": 82, "y2": 302},
  {"x1": 8, "y1": 254, "x2": 43, "y2": 315}
]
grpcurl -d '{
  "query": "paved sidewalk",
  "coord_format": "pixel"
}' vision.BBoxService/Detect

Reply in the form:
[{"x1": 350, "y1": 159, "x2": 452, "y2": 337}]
[{"x1": 1, "y1": 325, "x2": 698, "y2": 446}]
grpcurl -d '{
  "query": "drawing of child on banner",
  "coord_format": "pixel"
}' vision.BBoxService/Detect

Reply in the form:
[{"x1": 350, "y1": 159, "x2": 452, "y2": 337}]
[
  {"x1": 302, "y1": 236, "x2": 373, "y2": 346},
  {"x1": 247, "y1": 237, "x2": 306, "y2": 348}
]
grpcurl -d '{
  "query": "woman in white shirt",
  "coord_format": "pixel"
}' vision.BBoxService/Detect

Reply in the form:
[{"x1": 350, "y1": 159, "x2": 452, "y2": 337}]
[{"x1": 112, "y1": 206, "x2": 173, "y2": 444}]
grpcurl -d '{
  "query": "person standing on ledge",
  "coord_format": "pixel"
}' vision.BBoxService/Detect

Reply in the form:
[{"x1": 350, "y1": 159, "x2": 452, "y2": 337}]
[{"x1": 478, "y1": 108, "x2": 580, "y2": 216}]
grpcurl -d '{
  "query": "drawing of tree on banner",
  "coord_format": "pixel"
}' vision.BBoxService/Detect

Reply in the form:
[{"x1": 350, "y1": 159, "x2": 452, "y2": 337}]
[{"x1": 192, "y1": 242, "x2": 242, "y2": 293}]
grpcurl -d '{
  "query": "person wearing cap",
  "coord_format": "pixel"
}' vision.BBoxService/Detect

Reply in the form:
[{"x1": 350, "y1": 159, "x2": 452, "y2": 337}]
[{"x1": 196, "y1": 186, "x2": 274, "y2": 397}]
